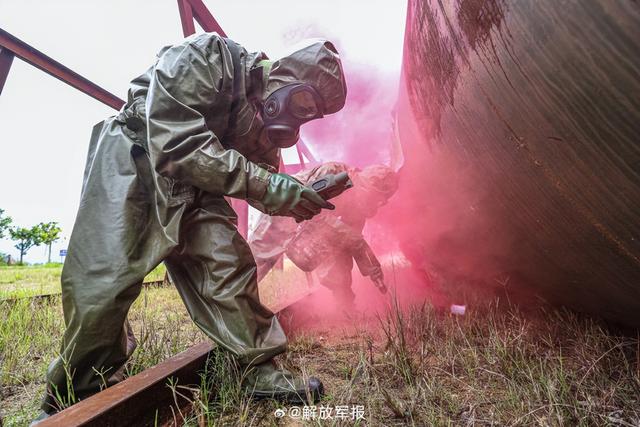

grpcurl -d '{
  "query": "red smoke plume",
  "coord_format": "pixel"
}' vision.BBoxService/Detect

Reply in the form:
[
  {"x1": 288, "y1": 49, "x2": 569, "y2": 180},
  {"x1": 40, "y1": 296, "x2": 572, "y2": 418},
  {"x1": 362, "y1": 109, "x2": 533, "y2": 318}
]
[{"x1": 269, "y1": 25, "x2": 511, "y2": 333}]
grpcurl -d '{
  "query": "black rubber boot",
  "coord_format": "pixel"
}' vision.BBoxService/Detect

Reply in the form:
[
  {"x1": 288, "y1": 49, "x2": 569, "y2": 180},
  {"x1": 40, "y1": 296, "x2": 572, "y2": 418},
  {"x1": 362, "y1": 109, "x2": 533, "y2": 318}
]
[{"x1": 242, "y1": 360, "x2": 324, "y2": 404}]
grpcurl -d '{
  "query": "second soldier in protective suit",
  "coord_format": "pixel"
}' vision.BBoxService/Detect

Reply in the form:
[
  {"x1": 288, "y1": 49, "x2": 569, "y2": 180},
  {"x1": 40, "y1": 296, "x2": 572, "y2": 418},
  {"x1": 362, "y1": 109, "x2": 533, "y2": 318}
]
[
  {"x1": 250, "y1": 162, "x2": 398, "y2": 307},
  {"x1": 37, "y1": 33, "x2": 347, "y2": 418}
]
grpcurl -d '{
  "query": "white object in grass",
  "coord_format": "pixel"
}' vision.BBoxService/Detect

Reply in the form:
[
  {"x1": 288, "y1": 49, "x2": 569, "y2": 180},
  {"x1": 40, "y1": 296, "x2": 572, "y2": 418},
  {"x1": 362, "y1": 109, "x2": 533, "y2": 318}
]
[{"x1": 450, "y1": 304, "x2": 466, "y2": 316}]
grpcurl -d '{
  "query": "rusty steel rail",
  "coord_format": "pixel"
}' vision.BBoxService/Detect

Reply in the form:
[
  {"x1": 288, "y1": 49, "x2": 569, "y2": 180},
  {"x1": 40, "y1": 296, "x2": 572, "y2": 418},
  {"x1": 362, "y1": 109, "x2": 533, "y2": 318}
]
[
  {"x1": 177, "y1": 0, "x2": 227, "y2": 37},
  {"x1": 0, "y1": 28, "x2": 124, "y2": 109},
  {"x1": 39, "y1": 342, "x2": 213, "y2": 427},
  {"x1": 0, "y1": 280, "x2": 169, "y2": 304},
  {"x1": 37, "y1": 290, "x2": 317, "y2": 426}
]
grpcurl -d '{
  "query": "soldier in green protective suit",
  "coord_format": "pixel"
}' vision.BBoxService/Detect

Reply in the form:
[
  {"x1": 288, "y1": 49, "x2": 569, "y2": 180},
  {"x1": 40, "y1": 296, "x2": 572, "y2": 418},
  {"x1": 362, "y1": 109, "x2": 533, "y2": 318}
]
[{"x1": 37, "y1": 33, "x2": 347, "y2": 418}]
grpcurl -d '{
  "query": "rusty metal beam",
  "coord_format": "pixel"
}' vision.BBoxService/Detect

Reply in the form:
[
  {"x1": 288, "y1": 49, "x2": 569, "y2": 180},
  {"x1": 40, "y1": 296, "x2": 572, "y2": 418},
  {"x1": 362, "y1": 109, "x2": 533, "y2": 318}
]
[
  {"x1": 295, "y1": 145, "x2": 306, "y2": 169},
  {"x1": 186, "y1": 0, "x2": 227, "y2": 37},
  {"x1": 39, "y1": 342, "x2": 213, "y2": 427},
  {"x1": 177, "y1": 0, "x2": 197, "y2": 37},
  {"x1": 1, "y1": 279, "x2": 169, "y2": 304},
  {"x1": 0, "y1": 47, "x2": 14, "y2": 94},
  {"x1": 297, "y1": 139, "x2": 317, "y2": 163},
  {"x1": 0, "y1": 28, "x2": 124, "y2": 110}
]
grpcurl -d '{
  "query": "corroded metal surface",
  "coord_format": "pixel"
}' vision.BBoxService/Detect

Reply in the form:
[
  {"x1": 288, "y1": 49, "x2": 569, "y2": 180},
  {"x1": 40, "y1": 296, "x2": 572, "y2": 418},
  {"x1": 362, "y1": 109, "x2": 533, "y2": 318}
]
[
  {"x1": 0, "y1": 28, "x2": 124, "y2": 109},
  {"x1": 39, "y1": 342, "x2": 213, "y2": 427},
  {"x1": 0, "y1": 46, "x2": 14, "y2": 94},
  {"x1": 401, "y1": 0, "x2": 640, "y2": 325}
]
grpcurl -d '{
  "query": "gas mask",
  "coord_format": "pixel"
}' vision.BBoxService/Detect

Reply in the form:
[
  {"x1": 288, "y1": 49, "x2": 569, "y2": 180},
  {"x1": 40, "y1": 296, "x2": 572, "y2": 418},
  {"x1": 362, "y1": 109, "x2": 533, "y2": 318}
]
[{"x1": 261, "y1": 83, "x2": 325, "y2": 148}]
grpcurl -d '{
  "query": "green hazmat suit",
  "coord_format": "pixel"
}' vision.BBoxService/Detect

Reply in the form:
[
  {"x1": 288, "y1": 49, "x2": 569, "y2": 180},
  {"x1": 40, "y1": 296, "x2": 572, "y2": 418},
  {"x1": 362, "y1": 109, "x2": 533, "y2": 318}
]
[{"x1": 41, "y1": 33, "x2": 346, "y2": 413}]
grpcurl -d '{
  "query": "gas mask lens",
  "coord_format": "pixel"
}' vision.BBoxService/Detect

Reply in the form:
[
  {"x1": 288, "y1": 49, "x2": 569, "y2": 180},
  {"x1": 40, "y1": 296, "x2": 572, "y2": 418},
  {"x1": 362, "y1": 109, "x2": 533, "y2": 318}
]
[{"x1": 289, "y1": 90, "x2": 319, "y2": 119}]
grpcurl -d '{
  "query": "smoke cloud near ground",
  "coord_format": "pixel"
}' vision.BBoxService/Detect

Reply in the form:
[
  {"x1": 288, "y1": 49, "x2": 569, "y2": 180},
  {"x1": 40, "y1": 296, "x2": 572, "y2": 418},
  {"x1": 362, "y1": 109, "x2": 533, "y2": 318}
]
[
  {"x1": 269, "y1": 45, "x2": 445, "y2": 325},
  {"x1": 268, "y1": 25, "x2": 521, "y2": 333},
  {"x1": 372, "y1": 73, "x2": 520, "y2": 310}
]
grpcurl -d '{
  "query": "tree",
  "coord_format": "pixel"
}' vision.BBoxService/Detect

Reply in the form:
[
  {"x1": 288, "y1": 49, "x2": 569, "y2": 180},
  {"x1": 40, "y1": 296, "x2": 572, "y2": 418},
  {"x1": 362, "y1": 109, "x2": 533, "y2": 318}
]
[
  {"x1": 0, "y1": 209, "x2": 12, "y2": 239},
  {"x1": 35, "y1": 222, "x2": 62, "y2": 263},
  {"x1": 9, "y1": 226, "x2": 42, "y2": 264}
]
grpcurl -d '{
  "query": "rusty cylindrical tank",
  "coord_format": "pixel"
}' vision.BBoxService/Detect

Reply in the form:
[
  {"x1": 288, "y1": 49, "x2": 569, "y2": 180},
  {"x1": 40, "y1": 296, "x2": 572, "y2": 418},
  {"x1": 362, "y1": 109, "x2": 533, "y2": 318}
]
[{"x1": 399, "y1": 0, "x2": 640, "y2": 325}]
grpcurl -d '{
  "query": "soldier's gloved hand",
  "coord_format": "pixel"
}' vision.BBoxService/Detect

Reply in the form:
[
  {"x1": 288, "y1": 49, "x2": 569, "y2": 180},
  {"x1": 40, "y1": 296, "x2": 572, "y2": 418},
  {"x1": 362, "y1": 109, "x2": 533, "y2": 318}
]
[{"x1": 260, "y1": 173, "x2": 335, "y2": 222}]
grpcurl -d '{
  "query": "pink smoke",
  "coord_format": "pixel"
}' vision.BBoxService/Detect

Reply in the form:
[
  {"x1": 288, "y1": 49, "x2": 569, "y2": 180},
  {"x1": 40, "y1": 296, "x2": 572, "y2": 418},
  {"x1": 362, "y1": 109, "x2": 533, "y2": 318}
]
[{"x1": 270, "y1": 24, "x2": 513, "y2": 334}]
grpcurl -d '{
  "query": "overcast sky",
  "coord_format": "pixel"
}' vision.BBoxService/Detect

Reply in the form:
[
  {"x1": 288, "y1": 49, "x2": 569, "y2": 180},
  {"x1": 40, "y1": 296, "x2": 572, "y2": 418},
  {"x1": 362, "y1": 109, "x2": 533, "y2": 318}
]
[{"x1": 0, "y1": 0, "x2": 407, "y2": 263}]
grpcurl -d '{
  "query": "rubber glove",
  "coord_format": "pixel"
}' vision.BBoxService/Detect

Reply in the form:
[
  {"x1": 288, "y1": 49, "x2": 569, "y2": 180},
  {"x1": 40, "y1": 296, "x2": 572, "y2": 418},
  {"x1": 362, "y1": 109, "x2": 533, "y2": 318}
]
[{"x1": 260, "y1": 173, "x2": 334, "y2": 222}]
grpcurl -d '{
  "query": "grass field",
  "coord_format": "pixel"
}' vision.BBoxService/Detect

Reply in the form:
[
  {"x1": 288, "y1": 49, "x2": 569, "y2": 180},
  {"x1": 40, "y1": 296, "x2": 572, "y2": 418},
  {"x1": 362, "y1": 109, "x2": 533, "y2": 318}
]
[
  {"x1": 0, "y1": 263, "x2": 167, "y2": 299},
  {"x1": 0, "y1": 287, "x2": 206, "y2": 426},
  {"x1": 1, "y1": 268, "x2": 639, "y2": 426}
]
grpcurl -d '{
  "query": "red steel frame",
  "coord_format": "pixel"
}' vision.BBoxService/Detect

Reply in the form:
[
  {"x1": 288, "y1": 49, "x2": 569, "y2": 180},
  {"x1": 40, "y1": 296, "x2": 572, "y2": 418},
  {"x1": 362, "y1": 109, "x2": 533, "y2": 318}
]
[
  {"x1": 0, "y1": 0, "x2": 317, "y2": 239},
  {"x1": 0, "y1": 28, "x2": 124, "y2": 109},
  {"x1": 177, "y1": 0, "x2": 227, "y2": 37},
  {"x1": 0, "y1": 46, "x2": 15, "y2": 94}
]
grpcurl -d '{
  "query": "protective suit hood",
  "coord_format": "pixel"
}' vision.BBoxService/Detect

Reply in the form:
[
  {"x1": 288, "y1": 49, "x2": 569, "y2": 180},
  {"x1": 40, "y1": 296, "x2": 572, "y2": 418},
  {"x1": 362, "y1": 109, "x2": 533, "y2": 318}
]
[{"x1": 265, "y1": 39, "x2": 347, "y2": 115}]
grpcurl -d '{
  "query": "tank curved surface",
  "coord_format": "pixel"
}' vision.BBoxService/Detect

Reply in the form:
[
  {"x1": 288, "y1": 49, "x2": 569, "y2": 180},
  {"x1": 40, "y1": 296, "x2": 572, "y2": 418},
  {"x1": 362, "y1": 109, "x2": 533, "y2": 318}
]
[{"x1": 400, "y1": 0, "x2": 640, "y2": 325}]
